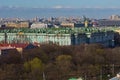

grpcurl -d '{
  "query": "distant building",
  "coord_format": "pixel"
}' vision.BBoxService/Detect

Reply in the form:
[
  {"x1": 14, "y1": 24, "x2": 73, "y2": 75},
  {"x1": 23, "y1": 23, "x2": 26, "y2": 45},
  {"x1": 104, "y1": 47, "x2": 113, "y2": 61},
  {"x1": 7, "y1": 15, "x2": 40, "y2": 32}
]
[
  {"x1": 61, "y1": 22, "x2": 74, "y2": 28},
  {"x1": 110, "y1": 15, "x2": 120, "y2": 20},
  {"x1": 30, "y1": 22, "x2": 48, "y2": 28},
  {"x1": 5, "y1": 21, "x2": 29, "y2": 28},
  {"x1": 0, "y1": 24, "x2": 6, "y2": 28},
  {"x1": 91, "y1": 19, "x2": 98, "y2": 27},
  {"x1": 74, "y1": 23, "x2": 84, "y2": 27},
  {"x1": 32, "y1": 17, "x2": 40, "y2": 22},
  {"x1": 98, "y1": 20, "x2": 120, "y2": 27},
  {"x1": 20, "y1": 22, "x2": 30, "y2": 28},
  {"x1": 74, "y1": 23, "x2": 93, "y2": 28}
]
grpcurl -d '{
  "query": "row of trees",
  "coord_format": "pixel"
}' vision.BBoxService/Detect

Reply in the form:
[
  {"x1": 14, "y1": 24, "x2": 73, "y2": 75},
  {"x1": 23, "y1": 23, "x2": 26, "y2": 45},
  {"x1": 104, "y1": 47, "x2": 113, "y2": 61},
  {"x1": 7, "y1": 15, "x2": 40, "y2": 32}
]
[{"x1": 0, "y1": 44, "x2": 120, "y2": 80}]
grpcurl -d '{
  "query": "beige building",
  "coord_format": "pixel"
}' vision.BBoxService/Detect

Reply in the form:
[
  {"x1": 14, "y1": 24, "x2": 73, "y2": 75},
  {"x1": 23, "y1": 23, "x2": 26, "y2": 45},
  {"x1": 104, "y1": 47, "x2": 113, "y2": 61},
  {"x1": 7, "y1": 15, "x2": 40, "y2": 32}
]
[
  {"x1": 5, "y1": 22, "x2": 29, "y2": 28},
  {"x1": 19, "y1": 22, "x2": 29, "y2": 28},
  {"x1": 110, "y1": 15, "x2": 120, "y2": 20},
  {"x1": 61, "y1": 22, "x2": 74, "y2": 28}
]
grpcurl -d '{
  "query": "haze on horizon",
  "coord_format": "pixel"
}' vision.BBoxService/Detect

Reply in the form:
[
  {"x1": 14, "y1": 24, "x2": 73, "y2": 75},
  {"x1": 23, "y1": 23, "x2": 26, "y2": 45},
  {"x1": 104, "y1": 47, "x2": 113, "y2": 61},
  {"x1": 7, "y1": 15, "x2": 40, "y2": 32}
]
[
  {"x1": 0, "y1": 0, "x2": 120, "y2": 19},
  {"x1": 0, "y1": 0, "x2": 120, "y2": 8}
]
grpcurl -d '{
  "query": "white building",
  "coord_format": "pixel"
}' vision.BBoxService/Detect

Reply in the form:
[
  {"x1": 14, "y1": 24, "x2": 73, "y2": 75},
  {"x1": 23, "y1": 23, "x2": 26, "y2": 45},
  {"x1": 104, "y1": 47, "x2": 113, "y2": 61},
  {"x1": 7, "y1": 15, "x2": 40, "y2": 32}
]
[
  {"x1": 110, "y1": 15, "x2": 120, "y2": 20},
  {"x1": 31, "y1": 23, "x2": 48, "y2": 29}
]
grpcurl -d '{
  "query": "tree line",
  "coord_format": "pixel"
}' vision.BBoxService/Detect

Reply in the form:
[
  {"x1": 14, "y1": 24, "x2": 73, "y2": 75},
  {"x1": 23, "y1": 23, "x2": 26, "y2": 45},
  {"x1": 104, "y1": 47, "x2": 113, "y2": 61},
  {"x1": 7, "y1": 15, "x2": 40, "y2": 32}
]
[{"x1": 0, "y1": 43, "x2": 120, "y2": 80}]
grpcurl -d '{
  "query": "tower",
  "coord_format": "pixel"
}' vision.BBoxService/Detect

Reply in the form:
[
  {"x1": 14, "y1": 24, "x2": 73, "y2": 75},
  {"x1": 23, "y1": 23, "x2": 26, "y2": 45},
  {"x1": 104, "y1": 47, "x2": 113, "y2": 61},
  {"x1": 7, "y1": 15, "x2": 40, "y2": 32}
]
[{"x1": 85, "y1": 20, "x2": 88, "y2": 27}]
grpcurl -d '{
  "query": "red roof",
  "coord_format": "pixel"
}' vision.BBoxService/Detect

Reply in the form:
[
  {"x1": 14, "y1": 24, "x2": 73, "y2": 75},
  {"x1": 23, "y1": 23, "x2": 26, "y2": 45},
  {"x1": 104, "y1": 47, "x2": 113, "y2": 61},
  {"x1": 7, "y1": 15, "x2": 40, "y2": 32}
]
[
  {"x1": 0, "y1": 42, "x2": 40, "y2": 48},
  {"x1": 0, "y1": 43, "x2": 29, "y2": 48}
]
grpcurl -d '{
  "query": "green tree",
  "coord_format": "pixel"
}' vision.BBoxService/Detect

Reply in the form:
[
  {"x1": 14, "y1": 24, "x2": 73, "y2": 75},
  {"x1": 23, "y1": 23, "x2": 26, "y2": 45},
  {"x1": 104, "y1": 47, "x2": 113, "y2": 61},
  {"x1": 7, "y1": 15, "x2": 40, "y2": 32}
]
[
  {"x1": 56, "y1": 55, "x2": 73, "y2": 80},
  {"x1": 24, "y1": 57, "x2": 44, "y2": 80}
]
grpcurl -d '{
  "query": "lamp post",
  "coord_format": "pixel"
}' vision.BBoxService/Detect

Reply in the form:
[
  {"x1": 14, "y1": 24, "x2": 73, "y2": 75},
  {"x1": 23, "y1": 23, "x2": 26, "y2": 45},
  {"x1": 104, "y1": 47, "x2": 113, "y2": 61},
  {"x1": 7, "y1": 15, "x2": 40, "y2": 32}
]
[
  {"x1": 43, "y1": 72, "x2": 46, "y2": 80},
  {"x1": 100, "y1": 67, "x2": 102, "y2": 80}
]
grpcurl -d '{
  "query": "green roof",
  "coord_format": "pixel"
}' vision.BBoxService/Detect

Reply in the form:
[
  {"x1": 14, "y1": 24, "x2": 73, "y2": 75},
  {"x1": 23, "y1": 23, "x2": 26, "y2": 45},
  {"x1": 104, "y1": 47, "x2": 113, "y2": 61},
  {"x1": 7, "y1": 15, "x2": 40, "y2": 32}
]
[
  {"x1": 0, "y1": 27, "x2": 113, "y2": 34},
  {"x1": 68, "y1": 77, "x2": 77, "y2": 80}
]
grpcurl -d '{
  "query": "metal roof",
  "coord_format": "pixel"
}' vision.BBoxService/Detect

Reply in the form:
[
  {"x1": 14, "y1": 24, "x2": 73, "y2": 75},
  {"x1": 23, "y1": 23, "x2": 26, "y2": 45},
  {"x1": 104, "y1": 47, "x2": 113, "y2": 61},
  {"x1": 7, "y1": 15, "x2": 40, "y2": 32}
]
[{"x1": 0, "y1": 27, "x2": 114, "y2": 34}]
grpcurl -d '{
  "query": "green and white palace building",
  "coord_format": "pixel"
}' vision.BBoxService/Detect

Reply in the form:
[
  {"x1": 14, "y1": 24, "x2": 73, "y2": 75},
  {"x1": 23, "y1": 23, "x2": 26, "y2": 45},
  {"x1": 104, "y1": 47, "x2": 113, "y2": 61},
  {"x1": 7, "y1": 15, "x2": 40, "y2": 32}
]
[{"x1": 0, "y1": 27, "x2": 115, "y2": 47}]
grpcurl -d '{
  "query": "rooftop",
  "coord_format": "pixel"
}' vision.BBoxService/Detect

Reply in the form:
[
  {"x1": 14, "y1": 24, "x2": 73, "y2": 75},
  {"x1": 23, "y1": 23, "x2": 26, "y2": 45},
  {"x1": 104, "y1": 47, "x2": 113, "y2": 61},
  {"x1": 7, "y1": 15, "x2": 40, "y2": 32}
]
[{"x1": 0, "y1": 27, "x2": 114, "y2": 34}]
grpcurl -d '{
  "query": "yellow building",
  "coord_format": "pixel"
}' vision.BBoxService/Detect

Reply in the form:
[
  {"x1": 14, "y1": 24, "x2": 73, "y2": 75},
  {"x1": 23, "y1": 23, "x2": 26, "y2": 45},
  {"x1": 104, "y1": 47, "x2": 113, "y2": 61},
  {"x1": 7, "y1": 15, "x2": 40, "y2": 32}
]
[
  {"x1": 61, "y1": 22, "x2": 74, "y2": 28},
  {"x1": 19, "y1": 22, "x2": 29, "y2": 28},
  {"x1": 5, "y1": 22, "x2": 29, "y2": 28},
  {"x1": 5, "y1": 22, "x2": 17, "y2": 27},
  {"x1": 85, "y1": 20, "x2": 88, "y2": 27}
]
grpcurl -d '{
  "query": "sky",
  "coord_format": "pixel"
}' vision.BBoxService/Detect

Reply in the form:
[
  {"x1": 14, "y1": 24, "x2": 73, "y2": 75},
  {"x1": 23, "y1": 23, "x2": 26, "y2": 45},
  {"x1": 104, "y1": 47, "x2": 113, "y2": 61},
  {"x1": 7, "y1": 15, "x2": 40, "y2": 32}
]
[{"x1": 0, "y1": 0, "x2": 120, "y2": 8}]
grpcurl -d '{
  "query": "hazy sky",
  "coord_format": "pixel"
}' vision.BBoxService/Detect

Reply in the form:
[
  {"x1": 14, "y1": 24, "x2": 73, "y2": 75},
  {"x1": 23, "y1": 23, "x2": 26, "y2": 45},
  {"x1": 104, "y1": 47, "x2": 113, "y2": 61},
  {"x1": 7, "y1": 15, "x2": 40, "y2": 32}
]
[{"x1": 0, "y1": 0, "x2": 120, "y2": 8}]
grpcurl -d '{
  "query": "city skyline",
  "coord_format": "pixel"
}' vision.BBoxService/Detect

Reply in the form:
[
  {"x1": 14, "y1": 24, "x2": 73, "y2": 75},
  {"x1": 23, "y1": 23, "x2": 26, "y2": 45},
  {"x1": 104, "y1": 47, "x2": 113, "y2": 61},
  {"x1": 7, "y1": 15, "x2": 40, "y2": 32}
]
[{"x1": 0, "y1": 0, "x2": 120, "y2": 8}]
